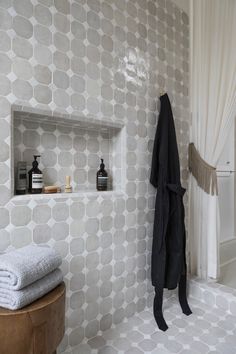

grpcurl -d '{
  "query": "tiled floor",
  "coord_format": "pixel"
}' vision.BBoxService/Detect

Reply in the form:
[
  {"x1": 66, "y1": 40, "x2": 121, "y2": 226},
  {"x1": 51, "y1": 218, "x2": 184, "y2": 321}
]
[{"x1": 63, "y1": 296, "x2": 236, "y2": 354}]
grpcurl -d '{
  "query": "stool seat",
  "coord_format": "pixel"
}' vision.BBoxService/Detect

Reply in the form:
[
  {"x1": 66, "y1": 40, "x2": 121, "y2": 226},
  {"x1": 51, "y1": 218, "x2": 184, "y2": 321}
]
[{"x1": 0, "y1": 282, "x2": 66, "y2": 354}]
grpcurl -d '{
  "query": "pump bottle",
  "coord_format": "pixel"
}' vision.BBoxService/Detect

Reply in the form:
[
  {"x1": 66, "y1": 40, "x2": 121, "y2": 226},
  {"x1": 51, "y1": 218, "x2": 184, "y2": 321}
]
[
  {"x1": 28, "y1": 155, "x2": 43, "y2": 194},
  {"x1": 96, "y1": 158, "x2": 108, "y2": 191}
]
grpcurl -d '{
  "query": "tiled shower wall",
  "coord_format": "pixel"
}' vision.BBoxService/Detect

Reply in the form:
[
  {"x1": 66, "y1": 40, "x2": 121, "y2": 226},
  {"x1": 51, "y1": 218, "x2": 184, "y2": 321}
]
[{"x1": 0, "y1": 0, "x2": 189, "y2": 352}]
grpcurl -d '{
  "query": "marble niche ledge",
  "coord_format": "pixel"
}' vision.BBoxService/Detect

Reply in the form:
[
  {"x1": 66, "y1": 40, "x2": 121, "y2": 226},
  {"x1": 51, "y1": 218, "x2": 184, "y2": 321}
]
[{"x1": 11, "y1": 190, "x2": 125, "y2": 205}]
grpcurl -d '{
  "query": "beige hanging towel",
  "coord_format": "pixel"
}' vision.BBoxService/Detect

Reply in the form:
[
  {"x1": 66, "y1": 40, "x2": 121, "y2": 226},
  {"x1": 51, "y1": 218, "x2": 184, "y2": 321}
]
[{"x1": 188, "y1": 143, "x2": 218, "y2": 196}]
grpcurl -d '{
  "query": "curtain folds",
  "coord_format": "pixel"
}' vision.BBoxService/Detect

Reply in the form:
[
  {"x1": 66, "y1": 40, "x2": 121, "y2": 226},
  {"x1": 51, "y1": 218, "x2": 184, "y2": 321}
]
[{"x1": 189, "y1": 0, "x2": 236, "y2": 279}]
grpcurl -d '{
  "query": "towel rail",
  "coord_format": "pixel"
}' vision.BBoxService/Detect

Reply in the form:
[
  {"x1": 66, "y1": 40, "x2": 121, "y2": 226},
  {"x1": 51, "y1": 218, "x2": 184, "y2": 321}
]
[{"x1": 217, "y1": 170, "x2": 235, "y2": 173}]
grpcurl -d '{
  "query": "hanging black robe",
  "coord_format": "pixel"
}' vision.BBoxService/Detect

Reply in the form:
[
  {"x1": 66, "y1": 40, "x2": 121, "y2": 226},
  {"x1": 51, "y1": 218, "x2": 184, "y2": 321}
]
[{"x1": 150, "y1": 93, "x2": 192, "y2": 331}]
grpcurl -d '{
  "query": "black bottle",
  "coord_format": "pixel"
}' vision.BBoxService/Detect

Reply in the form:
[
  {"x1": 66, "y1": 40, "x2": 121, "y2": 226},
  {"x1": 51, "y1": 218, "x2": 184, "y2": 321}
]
[
  {"x1": 96, "y1": 159, "x2": 108, "y2": 191},
  {"x1": 28, "y1": 155, "x2": 43, "y2": 194},
  {"x1": 16, "y1": 161, "x2": 27, "y2": 195}
]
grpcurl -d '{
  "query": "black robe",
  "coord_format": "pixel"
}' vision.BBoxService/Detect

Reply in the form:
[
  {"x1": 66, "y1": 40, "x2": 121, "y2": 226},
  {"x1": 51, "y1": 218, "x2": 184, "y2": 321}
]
[{"x1": 150, "y1": 93, "x2": 192, "y2": 331}]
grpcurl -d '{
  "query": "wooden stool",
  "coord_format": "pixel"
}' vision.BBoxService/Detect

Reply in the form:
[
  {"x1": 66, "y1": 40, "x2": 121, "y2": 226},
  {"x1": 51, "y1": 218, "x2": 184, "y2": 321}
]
[{"x1": 0, "y1": 282, "x2": 65, "y2": 354}]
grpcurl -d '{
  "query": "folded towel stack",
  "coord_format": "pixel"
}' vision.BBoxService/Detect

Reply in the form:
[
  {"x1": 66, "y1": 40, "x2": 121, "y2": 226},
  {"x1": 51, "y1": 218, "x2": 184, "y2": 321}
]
[{"x1": 0, "y1": 245, "x2": 63, "y2": 310}]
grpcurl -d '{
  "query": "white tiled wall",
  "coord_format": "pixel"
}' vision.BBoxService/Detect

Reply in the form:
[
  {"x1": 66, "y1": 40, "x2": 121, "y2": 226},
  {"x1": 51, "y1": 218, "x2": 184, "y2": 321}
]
[{"x1": 0, "y1": 0, "x2": 190, "y2": 352}]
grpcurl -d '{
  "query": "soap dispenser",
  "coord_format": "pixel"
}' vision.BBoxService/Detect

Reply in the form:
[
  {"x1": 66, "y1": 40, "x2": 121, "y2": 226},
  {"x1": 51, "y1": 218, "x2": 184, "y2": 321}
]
[
  {"x1": 96, "y1": 158, "x2": 108, "y2": 191},
  {"x1": 28, "y1": 155, "x2": 43, "y2": 194}
]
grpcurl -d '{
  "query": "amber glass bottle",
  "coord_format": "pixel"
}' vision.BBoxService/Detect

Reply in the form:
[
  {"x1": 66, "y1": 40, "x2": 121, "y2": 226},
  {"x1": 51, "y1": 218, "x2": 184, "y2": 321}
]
[
  {"x1": 96, "y1": 159, "x2": 108, "y2": 191},
  {"x1": 28, "y1": 155, "x2": 43, "y2": 194}
]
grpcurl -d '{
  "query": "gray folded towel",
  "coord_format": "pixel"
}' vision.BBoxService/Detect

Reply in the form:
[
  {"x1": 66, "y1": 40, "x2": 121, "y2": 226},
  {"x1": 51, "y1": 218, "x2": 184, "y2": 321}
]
[
  {"x1": 0, "y1": 245, "x2": 62, "y2": 290},
  {"x1": 0, "y1": 268, "x2": 63, "y2": 310}
]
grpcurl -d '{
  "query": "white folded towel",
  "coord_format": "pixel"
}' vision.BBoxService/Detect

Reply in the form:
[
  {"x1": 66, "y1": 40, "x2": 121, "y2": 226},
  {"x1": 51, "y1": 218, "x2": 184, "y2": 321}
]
[
  {"x1": 0, "y1": 268, "x2": 63, "y2": 310},
  {"x1": 0, "y1": 245, "x2": 62, "y2": 290}
]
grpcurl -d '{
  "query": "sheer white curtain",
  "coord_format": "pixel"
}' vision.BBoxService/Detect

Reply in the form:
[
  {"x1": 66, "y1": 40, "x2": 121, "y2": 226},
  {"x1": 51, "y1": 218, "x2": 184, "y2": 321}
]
[{"x1": 189, "y1": 0, "x2": 236, "y2": 279}]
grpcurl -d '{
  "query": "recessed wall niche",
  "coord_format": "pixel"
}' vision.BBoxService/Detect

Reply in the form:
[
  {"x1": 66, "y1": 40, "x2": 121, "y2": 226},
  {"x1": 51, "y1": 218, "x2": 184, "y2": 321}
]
[{"x1": 12, "y1": 107, "x2": 125, "y2": 196}]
